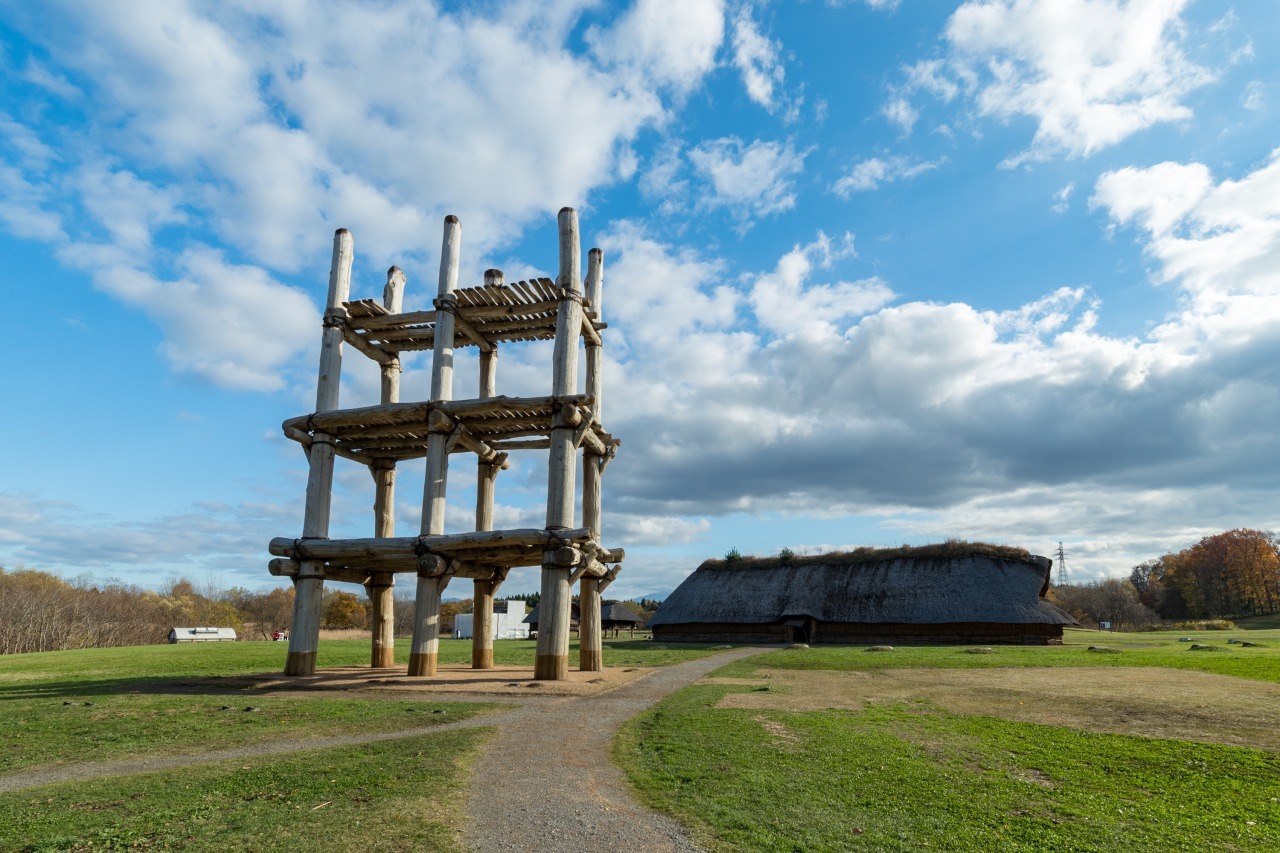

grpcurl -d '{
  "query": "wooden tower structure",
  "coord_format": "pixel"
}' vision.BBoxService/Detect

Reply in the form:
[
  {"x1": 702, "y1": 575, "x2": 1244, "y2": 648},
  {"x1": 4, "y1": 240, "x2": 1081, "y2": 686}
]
[{"x1": 268, "y1": 208, "x2": 624, "y2": 680}]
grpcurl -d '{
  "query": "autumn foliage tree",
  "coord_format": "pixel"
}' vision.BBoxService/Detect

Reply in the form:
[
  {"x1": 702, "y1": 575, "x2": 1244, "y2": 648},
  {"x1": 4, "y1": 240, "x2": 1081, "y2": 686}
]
[
  {"x1": 322, "y1": 591, "x2": 368, "y2": 629},
  {"x1": 1129, "y1": 529, "x2": 1280, "y2": 620},
  {"x1": 0, "y1": 565, "x2": 305, "y2": 654}
]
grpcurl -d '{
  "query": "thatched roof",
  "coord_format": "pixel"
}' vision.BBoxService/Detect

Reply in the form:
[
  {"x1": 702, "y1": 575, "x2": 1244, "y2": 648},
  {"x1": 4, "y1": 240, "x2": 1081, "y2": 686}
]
[
  {"x1": 649, "y1": 548, "x2": 1074, "y2": 627},
  {"x1": 600, "y1": 602, "x2": 643, "y2": 624},
  {"x1": 522, "y1": 603, "x2": 580, "y2": 625},
  {"x1": 523, "y1": 602, "x2": 643, "y2": 625}
]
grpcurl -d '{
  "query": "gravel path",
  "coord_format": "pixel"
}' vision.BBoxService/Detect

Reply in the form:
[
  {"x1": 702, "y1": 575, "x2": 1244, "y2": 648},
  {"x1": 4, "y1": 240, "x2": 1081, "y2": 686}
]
[{"x1": 465, "y1": 646, "x2": 763, "y2": 853}]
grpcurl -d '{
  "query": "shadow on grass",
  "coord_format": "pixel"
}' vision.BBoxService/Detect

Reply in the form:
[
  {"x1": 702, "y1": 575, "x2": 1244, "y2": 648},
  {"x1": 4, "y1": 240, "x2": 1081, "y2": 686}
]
[{"x1": 0, "y1": 674, "x2": 273, "y2": 701}]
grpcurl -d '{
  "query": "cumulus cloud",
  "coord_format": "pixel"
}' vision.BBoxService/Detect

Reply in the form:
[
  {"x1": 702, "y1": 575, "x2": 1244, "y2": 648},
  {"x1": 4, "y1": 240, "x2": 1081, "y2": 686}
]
[
  {"x1": 749, "y1": 232, "x2": 894, "y2": 336},
  {"x1": 1091, "y1": 150, "x2": 1280, "y2": 346},
  {"x1": 689, "y1": 136, "x2": 809, "y2": 224},
  {"x1": 588, "y1": 0, "x2": 725, "y2": 95},
  {"x1": 831, "y1": 155, "x2": 944, "y2": 195},
  {"x1": 0, "y1": 0, "x2": 714, "y2": 391},
  {"x1": 946, "y1": 0, "x2": 1214, "y2": 162},
  {"x1": 0, "y1": 491, "x2": 297, "y2": 587},
  {"x1": 60, "y1": 243, "x2": 319, "y2": 390},
  {"x1": 885, "y1": 0, "x2": 1214, "y2": 162},
  {"x1": 587, "y1": 152, "x2": 1280, "y2": 577}
]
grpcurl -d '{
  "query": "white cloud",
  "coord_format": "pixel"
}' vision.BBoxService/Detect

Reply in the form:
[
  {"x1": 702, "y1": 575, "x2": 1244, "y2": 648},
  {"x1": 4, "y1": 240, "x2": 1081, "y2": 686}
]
[
  {"x1": 944, "y1": 0, "x2": 1214, "y2": 162},
  {"x1": 607, "y1": 515, "x2": 712, "y2": 547},
  {"x1": 828, "y1": 0, "x2": 901, "y2": 8},
  {"x1": 689, "y1": 136, "x2": 809, "y2": 223},
  {"x1": 590, "y1": 151, "x2": 1280, "y2": 579},
  {"x1": 731, "y1": 7, "x2": 786, "y2": 111},
  {"x1": 73, "y1": 163, "x2": 186, "y2": 251},
  {"x1": 1242, "y1": 80, "x2": 1264, "y2": 111},
  {"x1": 1092, "y1": 150, "x2": 1280, "y2": 310},
  {"x1": 58, "y1": 243, "x2": 318, "y2": 391},
  {"x1": 0, "y1": 491, "x2": 297, "y2": 587},
  {"x1": 881, "y1": 96, "x2": 919, "y2": 133},
  {"x1": 638, "y1": 141, "x2": 690, "y2": 214},
  {"x1": 1052, "y1": 181, "x2": 1075, "y2": 213},
  {"x1": 20, "y1": 57, "x2": 81, "y2": 99},
  {"x1": 597, "y1": 220, "x2": 739, "y2": 351},
  {"x1": 0, "y1": 0, "x2": 713, "y2": 391},
  {"x1": 831, "y1": 155, "x2": 944, "y2": 196},
  {"x1": 749, "y1": 232, "x2": 894, "y2": 337},
  {"x1": 0, "y1": 163, "x2": 64, "y2": 241},
  {"x1": 588, "y1": 0, "x2": 725, "y2": 95}
]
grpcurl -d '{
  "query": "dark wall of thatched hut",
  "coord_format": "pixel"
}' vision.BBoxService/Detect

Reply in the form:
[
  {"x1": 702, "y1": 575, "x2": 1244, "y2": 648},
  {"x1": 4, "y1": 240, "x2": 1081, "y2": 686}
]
[{"x1": 649, "y1": 546, "x2": 1076, "y2": 646}]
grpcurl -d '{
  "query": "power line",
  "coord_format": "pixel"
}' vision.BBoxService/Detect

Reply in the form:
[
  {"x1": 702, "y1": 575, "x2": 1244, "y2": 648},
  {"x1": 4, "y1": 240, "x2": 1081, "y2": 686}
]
[{"x1": 1055, "y1": 542, "x2": 1069, "y2": 586}]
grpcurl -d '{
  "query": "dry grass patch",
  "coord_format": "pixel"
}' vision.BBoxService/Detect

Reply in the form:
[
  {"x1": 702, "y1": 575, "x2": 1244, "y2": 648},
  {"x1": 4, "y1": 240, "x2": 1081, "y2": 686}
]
[{"x1": 711, "y1": 666, "x2": 1280, "y2": 751}]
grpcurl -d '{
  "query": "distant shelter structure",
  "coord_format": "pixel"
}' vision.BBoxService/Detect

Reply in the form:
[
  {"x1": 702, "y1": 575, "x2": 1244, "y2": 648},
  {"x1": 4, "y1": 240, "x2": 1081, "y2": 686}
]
[
  {"x1": 269, "y1": 208, "x2": 624, "y2": 679},
  {"x1": 649, "y1": 545, "x2": 1075, "y2": 645},
  {"x1": 168, "y1": 627, "x2": 237, "y2": 643}
]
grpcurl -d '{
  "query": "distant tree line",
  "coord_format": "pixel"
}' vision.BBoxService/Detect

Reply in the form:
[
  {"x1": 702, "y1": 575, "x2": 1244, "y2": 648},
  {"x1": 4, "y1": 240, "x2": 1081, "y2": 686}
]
[
  {"x1": 1129, "y1": 529, "x2": 1280, "y2": 619},
  {"x1": 1051, "y1": 528, "x2": 1280, "y2": 627},
  {"x1": 0, "y1": 566, "x2": 294, "y2": 655}
]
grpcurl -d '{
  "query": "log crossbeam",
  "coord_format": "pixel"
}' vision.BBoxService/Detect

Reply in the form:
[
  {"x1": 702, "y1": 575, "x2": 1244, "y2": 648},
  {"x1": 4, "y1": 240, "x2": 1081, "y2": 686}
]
[{"x1": 279, "y1": 394, "x2": 616, "y2": 466}]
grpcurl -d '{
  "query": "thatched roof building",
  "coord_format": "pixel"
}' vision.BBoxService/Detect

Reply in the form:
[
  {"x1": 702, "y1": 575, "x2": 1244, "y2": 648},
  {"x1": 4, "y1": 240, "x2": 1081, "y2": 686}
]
[
  {"x1": 601, "y1": 602, "x2": 644, "y2": 636},
  {"x1": 523, "y1": 603, "x2": 580, "y2": 633},
  {"x1": 649, "y1": 544, "x2": 1075, "y2": 645}
]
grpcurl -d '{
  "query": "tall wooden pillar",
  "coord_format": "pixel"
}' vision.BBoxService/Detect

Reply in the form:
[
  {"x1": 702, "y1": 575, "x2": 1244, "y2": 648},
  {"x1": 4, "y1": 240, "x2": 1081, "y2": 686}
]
[
  {"x1": 369, "y1": 266, "x2": 405, "y2": 669},
  {"x1": 473, "y1": 268, "x2": 503, "y2": 669},
  {"x1": 579, "y1": 248, "x2": 606, "y2": 672},
  {"x1": 409, "y1": 215, "x2": 460, "y2": 677},
  {"x1": 285, "y1": 228, "x2": 353, "y2": 676},
  {"x1": 536, "y1": 208, "x2": 583, "y2": 680}
]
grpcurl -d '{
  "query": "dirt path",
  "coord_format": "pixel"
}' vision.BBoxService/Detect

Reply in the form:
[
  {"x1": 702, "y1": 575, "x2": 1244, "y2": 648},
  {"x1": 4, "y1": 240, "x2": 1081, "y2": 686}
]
[{"x1": 465, "y1": 647, "x2": 763, "y2": 853}]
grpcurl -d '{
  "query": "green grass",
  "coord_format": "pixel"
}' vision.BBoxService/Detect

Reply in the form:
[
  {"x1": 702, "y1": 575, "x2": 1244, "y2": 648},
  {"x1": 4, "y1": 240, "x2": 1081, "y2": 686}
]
[
  {"x1": 0, "y1": 694, "x2": 495, "y2": 773},
  {"x1": 0, "y1": 637, "x2": 720, "y2": 694},
  {"x1": 1236, "y1": 613, "x2": 1280, "y2": 630},
  {"x1": 711, "y1": 628, "x2": 1280, "y2": 683},
  {"x1": 0, "y1": 636, "x2": 714, "y2": 773},
  {"x1": 0, "y1": 728, "x2": 489, "y2": 852},
  {"x1": 617, "y1": 683, "x2": 1280, "y2": 852}
]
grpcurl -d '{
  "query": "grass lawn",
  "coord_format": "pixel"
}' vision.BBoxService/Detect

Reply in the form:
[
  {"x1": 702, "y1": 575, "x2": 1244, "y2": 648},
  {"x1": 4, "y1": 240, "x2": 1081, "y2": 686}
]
[
  {"x1": 711, "y1": 627, "x2": 1280, "y2": 683},
  {"x1": 1236, "y1": 613, "x2": 1280, "y2": 630},
  {"x1": 0, "y1": 694, "x2": 494, "y2": 773},
  {"x1": 618, "y1": 683, "x2": 1280, "y2": 852},
  {"x1": 0, "y1": 728, "x2": 489, "y2": 852},
  {"x1": 0, "y1": 636, "x2": 721, "y2": 694},
  {"x1": 0, "y1": 636, "x2": 714, "y2": 775},
  {"x1": 618, "y1": 630, "x2": 1280, "y2": 851}
]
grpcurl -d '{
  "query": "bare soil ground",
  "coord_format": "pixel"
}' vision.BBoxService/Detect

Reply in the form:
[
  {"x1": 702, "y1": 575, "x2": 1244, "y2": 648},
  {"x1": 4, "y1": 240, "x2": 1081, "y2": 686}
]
[
  {"x1": 240, "y1": 662, "x2": 653, "y2": 697},
  {"x1": 711, "y1": 666, "x2": 1280, "y2": 751}
]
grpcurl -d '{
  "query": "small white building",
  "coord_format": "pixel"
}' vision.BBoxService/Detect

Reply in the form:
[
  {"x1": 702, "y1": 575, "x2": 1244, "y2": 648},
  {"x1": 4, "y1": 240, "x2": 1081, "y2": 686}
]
[
  {"x1": 453, "y1": 601, "x2": 529, "y2": 640},
  {"x1": 168, "y1": 627, "x2": 238, "y2": 643}
]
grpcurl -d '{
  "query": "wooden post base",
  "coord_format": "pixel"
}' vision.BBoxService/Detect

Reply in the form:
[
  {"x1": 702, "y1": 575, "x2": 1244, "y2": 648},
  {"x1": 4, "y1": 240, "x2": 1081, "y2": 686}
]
[
  {"x1": 284, "y1": 651, "x2": 317, "y2": 676},
  {"x1": 579, "y1": 648, "x2": 602, "y2": 671},
  {"x1": 371, "y1": 646, "x2": 395, "y2": 668},
  {"x1": 472, "y1": 648, "x2": 494, "y2": 669},
  {"x1": 534, "y1": 654, "x2": 568, "y2": 680},
  {"x1": 408, "y1": 651, "x2": 438, "y2": 676}
]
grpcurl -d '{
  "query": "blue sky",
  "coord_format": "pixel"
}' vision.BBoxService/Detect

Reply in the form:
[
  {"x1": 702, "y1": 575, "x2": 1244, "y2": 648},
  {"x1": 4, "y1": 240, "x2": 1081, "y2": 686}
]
[{"x1": 1, "y1": 0, "x2": 1277, "y2": 600}]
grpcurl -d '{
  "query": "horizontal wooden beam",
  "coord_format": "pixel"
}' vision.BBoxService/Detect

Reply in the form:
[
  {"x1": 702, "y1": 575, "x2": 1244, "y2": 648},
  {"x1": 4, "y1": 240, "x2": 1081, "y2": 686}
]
[{"x1": 269, "y1": 527, "x2": 594, "y2": 561}]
